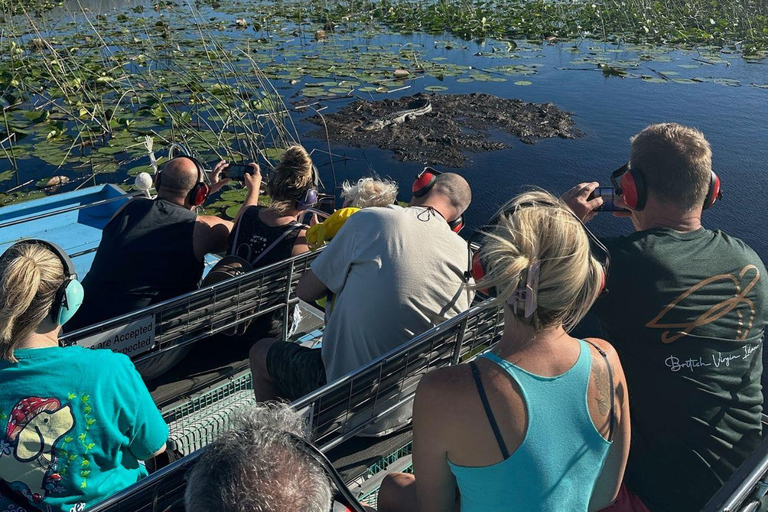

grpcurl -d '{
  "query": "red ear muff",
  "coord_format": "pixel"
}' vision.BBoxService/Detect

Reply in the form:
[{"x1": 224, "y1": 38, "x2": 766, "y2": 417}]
[
  {"x1": 413, "y1": 168, "x2": 439, "y2": 198},
  {"x1": 449, "y1": 215, "x2": 464, "y2": 233},
  {"x1": 620, "y1": 168, "x2": 647, "y2": 211},
  {"x1": 470, "y1": 251, "x2": 490, "y2": 294},
  {"x1": 703, "y1": 171, "x2": 722, "y2": 210},
  {"x1": 191, "y1": 183, "x2": 210, "y2": 206}
]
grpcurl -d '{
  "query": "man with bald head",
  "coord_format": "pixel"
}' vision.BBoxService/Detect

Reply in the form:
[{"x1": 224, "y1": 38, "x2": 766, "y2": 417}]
[
  {"x1": 67, "y1": 157, "x2": 244, "y2": 337},
  {"x1": 250, "y1": 169, "x2": 474, "y2": 429}
]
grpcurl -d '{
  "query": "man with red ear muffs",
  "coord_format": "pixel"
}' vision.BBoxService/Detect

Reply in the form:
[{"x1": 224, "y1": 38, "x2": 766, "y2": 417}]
[
  {"x1": 66, "y1": 157, "x2": 245, "y2": 379},
  {"x1": 563, "y1": 123, "x2": 768, "y2": 512},
  {"x1": 250, "y1": 168, "x2": 473, "y2": 435}
]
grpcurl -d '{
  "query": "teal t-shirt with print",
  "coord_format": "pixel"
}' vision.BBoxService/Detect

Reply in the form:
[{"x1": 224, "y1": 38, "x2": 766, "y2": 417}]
[{"x1": 0, "y1": 346, "x2": 168, "y2": 512}]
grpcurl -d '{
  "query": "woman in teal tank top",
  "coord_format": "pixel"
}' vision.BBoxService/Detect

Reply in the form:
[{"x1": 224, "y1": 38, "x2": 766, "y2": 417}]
[{"x1": 379, "y1": 190, "x2": 631, "y2": 512}]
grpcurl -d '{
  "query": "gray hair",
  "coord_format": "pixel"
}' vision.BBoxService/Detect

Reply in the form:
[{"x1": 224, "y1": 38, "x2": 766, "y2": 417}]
[
  {"x1": 341, "y1": 177, "x2": 398, "y2": 208},
  {"x1": 184, "y1": 402, "x2": 333, "y2": 512}
]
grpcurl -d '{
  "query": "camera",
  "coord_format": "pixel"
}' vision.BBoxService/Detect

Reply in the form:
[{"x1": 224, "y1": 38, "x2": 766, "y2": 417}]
[{"x1": 587, "y1": 187, "x2": 628, "y2": 212}]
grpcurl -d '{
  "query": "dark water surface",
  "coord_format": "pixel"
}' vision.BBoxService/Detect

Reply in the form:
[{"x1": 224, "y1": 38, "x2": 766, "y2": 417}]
[{"x1": 28, "y1": 1, "x2": 768, "y2": 260}]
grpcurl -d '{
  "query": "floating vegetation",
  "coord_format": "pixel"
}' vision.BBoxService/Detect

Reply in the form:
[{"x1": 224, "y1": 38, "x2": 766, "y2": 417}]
[
  {"x1": 0, "y1": 0, "x2": 763, "y2": 207},
  {"x1": 308, "y1": 93, "x2": 580, "y2": 167}
]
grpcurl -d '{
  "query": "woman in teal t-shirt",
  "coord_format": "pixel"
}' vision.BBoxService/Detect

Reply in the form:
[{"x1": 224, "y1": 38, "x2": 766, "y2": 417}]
[
  {"x1": 0, "y1": 240, "x2": 168, "y2": 512},
  {"x1": 378, "y1": 191, "x2": 632, "y2": 512}
]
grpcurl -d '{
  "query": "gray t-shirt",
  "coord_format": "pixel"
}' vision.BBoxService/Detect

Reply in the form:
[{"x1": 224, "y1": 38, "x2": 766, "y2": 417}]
[{"x1": 312, "y1": 205, "x2": 474, "y2": 382}]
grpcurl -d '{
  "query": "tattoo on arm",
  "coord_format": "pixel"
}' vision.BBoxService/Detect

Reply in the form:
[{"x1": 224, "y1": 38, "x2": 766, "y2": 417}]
[{"x1": 594, "y1": 357, "x2": 610, "y2": 416}]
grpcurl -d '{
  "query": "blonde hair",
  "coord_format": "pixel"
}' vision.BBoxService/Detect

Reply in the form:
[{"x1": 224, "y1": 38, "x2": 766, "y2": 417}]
[
  {"x1": 341, "y1": 177, "x2": 398, "y2": 208},
  {"x1": 630, "y1": 123, "x2": 712, "y2": 211},
  {"x1": 0, "y1": 242, "x2": 65, "y2": 362},
  {"x1": 268, "y1": 145, "x2": 315, "y2": 214},
  {"x1": 475, "y1": 190, "x2": 604, "y2": 332}
]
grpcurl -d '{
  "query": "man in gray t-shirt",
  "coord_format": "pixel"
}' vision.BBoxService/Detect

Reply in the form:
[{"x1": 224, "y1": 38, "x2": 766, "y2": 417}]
[{"x1": 249, "y1": 172, "x2": 473, "y2": 408}]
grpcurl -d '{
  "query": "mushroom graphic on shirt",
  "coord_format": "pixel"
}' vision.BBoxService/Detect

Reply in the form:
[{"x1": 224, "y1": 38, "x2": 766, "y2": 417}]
[{"x1": 0, "y1": 396, "x2": 74, "y2": 502}]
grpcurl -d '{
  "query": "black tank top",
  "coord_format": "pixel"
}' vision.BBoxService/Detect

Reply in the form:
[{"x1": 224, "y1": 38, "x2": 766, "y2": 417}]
[
  {"x1": 68, "y1": 198, "x2": 203, "y2": 330},
  {"x1": 228, "y1": 206, "x2": 306, "y2": 268}
]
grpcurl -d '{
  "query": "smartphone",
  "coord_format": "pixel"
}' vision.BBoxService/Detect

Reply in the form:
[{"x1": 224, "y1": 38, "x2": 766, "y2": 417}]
[
  {"x1": 223, "y1": 164, "x2": 253, "y2": 181},
  {"x1": 316, "y1": 194, "x2": 336, "y2": 215},
  {"x1": 588, "y1": 187, "x2": 628, "y2": 212}
]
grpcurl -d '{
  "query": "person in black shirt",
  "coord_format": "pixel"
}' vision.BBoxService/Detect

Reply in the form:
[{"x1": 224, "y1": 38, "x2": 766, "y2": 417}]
[
  {"x1": 227, "y1": 145, "x2": 314, "y2": 338},
  {"x1": 564, "y1": 123, "x2": 768, "y2": 512},
  {"x1": 66, "y1": 156, "x2": 241, "y2": 376}
]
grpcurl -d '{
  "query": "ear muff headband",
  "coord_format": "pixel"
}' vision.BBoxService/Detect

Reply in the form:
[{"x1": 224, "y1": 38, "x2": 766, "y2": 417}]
[
  {"x1": 155, "y1": 155, "x2": 210, "y2": 206},
  {"x1": 412, "y1": 167, "x2": 440, "y2": 198},
  {"x1": 9, "y1": 239, "x2": 84, "y2": 326}
]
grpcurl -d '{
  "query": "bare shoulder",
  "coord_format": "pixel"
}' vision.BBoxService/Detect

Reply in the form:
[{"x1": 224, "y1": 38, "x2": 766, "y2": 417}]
[
  {"x1": 197, "y1": 214, "x2": 232, "y2": 229},
  {"x1": 584, "y1": 337, "x2": 622, "y2": 370},
  {"x1": 416, "y1": 365, "x2": 475, "y2": 415}
]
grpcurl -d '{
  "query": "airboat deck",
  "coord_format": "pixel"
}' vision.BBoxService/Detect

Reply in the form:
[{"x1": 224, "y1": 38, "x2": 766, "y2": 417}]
[{"x1": 2, "y1": 185, "x2": 766, "y2": 512}]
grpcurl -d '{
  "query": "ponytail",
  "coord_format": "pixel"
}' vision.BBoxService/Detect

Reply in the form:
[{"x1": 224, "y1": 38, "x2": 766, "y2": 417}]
[{"x1": 0, "y1": 243, "x2": 63, "y2": 362}]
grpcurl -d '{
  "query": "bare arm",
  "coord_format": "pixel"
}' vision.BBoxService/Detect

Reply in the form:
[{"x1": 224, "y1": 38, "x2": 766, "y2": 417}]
[
  {"x1": 413, "y1": 372, "x2": 460, "y2": 512},
  {"x1": 291, "y1": 228, "x2": 310, "y2": 257},
  {"x1": 194, "y1": 215, "x2": 233, "y2": 260},
  {"x1": 233, "y1": 163, "x2": 262, "y2": 227},
  {"x1": 296, "y1": 269, "x2": 329, "y2": 303},
  {"x1": 150, "y1": 444, "x2": 167, "y2": 458},
  {"x1": 587, "y1": 338, "x2": 631, "y2": 512}
]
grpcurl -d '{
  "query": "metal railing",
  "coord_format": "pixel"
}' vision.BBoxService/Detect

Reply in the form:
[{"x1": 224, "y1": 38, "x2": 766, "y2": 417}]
[
  {"x1": 61, "y1": 249, "x2": 322, "y2": 364},
  {"x1": 702, "y1": 420, "x2": 768, "y2": 512},
  {"x1": 89, "y1": 300, "x2": 504, "y2": 512}
]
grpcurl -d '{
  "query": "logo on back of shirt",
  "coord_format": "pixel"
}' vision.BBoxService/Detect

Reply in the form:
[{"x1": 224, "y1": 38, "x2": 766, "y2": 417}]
[
  {"x1": 0, "y1": 397, "x2": 74, "y2": 504},
  {"x1": 646, "y1": 264, "x2": 760, "y2": 344}
]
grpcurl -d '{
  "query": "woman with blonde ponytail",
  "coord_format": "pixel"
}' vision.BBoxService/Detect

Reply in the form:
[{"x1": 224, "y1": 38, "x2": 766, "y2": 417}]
[
  {"x1": 379, "y1": 190, "x2": 633, "y2": 512},
  {"x1": 0, "y1": 241, "x2": 168, "y2": 511}
]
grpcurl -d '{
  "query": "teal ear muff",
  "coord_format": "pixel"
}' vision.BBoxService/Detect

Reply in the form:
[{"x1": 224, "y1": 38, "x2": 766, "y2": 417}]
[
  {"x1": 17, "y1": 240, "x2": 84, "y2": 326},
  {"x1": 57, "y1": 278, "x2": 84, "y2": 326}
]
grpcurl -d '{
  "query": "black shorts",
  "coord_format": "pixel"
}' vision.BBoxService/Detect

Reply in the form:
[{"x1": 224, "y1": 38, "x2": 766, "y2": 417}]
[{"x1": 266, "y1": 342, "x2": 327, "y2": 401}]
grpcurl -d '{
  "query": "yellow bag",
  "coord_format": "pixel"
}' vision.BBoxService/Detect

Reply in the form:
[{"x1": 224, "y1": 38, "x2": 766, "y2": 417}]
[{"x1": 306, "y1": 207, "x2": 360, "y2": 250}]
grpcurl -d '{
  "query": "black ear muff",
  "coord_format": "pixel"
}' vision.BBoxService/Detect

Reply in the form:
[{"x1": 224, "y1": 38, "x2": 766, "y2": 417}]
[
  {"x1": 157, "y1": 155, "x2": 210, "y2": 206},
  {"x1": 703, "y1": 171, "x2": 722, "y2": 210},
  {"x1": 412, "y1": 167, "x2": 440, "y2": 198}
]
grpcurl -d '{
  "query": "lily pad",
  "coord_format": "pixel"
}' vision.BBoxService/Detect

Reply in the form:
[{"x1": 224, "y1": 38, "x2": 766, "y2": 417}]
[
  {"x1": 514, "y1": 81, "x2": 533, "y2": 86},
  {"x1": 424, "y1": 86, "x2": 448, "y2": 92}
]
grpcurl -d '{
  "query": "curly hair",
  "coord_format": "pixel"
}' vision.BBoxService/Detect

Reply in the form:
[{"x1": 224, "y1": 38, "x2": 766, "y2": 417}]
[{"x1": 341, "y1": 177, "x2": 398, "y2": 208}]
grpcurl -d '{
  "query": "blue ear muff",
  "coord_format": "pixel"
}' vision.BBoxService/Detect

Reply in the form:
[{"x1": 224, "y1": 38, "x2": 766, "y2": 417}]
[{"x1": 57, "y1": 279, "x2": 84, "y2": 326}]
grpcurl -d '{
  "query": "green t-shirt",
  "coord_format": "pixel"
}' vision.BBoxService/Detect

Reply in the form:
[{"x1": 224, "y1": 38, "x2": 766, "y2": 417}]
[
  {"x1": 593, "y1": 227, "x2": 768, "y2": 512},
  {"x1": 0, "y1": 346, "x2": 168, "y2": 512}
]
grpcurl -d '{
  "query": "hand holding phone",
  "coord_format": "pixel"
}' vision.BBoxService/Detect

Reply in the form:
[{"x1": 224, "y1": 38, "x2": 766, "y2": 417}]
[
  {"x1": 223, "y1": 163, "x2": 254, "y2": 181},
  {"x1": 587, "y1": 187, "x2": 628, "y2": 212}
]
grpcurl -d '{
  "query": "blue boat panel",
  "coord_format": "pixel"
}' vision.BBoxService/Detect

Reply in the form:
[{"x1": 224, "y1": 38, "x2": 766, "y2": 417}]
[
  {"x1": 0, "y1": 185, "x2": 218, "y2": 279},
  {"x1": 0, "y1": 185, "x2": 129, "y2": 277}
]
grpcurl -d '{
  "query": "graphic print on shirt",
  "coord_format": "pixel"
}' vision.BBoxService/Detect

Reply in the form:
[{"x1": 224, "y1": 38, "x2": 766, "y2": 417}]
[
  {"x1": 0, "y1": 397, "x2": 74, "y2": 503},
  {"x1": 646, "y1": 264, "x2": 760, "y2": 344}
]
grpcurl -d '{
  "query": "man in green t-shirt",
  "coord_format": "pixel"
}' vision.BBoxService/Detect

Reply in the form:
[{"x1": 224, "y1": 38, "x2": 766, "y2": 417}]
[{"x1": 564, "y1": 123, "x2": 768, "y2": 512}]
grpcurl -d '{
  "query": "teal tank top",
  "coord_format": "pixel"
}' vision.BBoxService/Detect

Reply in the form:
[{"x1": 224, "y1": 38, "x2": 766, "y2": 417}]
[{"x1": 448, "y1": 340, "x2": 611, "y2": 512}]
